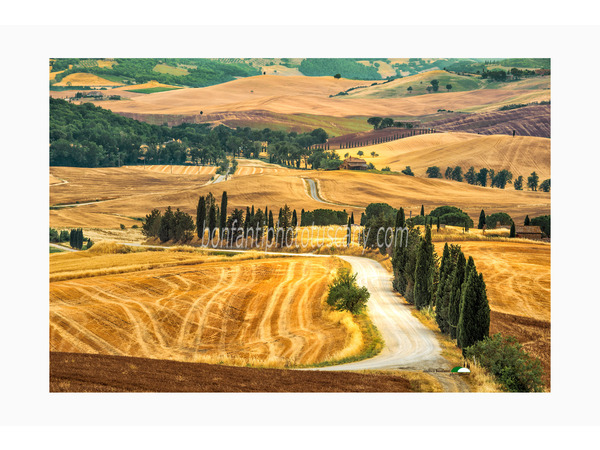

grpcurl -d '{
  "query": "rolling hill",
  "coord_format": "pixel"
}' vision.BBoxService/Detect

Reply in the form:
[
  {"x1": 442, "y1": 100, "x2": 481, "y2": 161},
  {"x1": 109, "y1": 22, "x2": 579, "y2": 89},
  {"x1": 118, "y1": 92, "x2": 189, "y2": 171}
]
[{"x1": 339, "y1": 132, "x2": 550, "y2": 180}]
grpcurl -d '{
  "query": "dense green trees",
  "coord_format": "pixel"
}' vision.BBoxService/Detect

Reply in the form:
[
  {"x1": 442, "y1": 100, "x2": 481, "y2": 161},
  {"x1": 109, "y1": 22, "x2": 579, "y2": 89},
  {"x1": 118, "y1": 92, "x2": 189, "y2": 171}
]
[
  {"x1": 413, "y1": 226, "x2": 436, "y2": 309},
  {"x1": 531, "y1": 215, "x2": 551, "y2": 237},
  {"x1": 219, "y1": 192, "x2": 228, "y2": 238},
  {"x1": 301, "y1": 209, "x2": 347, "y2": 226},
  {"x1": 457, "y1": 263, "x2": 490, "y2": 351},
  {"x1": 196, "y1": 196, "x2": 206, "y2": 239},
  {"x1": 485, "y1": 212, "x2": 513, "y2": 229},
  {"x1": 465, "y1": 334, "x2": 544, "y2": 392},
  {"x1": 299, "y1": 58, "x2": 382, "y2": 80}
]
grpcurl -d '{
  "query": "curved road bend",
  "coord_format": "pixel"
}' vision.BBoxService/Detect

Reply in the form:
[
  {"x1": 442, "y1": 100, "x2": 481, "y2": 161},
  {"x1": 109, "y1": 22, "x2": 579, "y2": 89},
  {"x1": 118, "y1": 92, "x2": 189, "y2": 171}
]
[
  {"x1": 119, "y1": 244, "x2": 449, "y2": 372},
  {"x1": 302, "y1": 177, "x2": 362, "y2": 209}
]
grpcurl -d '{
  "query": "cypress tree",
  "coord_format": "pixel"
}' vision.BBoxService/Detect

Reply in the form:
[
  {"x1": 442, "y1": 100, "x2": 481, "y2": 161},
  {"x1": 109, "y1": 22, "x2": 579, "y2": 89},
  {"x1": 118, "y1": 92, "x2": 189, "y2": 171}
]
[
  {"x1": 413, "y1": 226, "x2": 435, "y2": 309},
  {"x1": 78, "y1": 229, "x2": 84, "y2": 249},
  {"x1": 437, "y1": 216, "x2": 440, "y2": 232},
  {"x1": 69, "y1": 229, "x2": 75, "y2": 248},
  {"x1": 292, "y1": 209, "x2": 298, "y2": 227},
  {"x1": 420, "y1": 204, "x2": 425, "y2": 216},
  {"x1": 350, "y1": 212, "x2": 354, "y2": 225},
  {"x1": 448, "y1": 251, "x2": 467, "y2": 339},
  {"x1": 268, "y1": 210, "x2": 274, "y2": 242},
  {"x1": 347, "y1": 217, "x2": 352, "y2": 247},
  {"x1": 524, "y1": 215, "x2": 530, "y2": 226},
  {"x1": 478, "y1": 209, "x2": 486, "y2": 229},
  {"x1": 196, "y1": 195, "x2": 206, "y2": 239},
  {"x1": 264, "y1": 206, "x2": 269, "y2": 227},
  {"x1": 510, "y1": 222, "x2": 516, "y2": 238},
  {"x1": 219, "y1": 191, "x2": 228, "y2": 238},
  {"x1": 457, "y1": 270, "x2": 490, "y2": 351},
  {"x1": 435, "y1": 243, "x2": 450, "y2": 310},
  {"x1": 208, "y1": 204, "x2": 217, "y2": 241},
  {"x1": 159, "y1": 206, "x2": 176, "y2": 242}
]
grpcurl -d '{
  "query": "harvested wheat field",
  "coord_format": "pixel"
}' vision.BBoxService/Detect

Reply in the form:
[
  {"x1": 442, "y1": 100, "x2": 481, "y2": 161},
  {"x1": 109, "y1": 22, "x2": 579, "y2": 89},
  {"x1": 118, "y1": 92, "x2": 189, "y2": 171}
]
[
  {"x1": 122, "y1": 80, "x2": 181, "y2": 91},
  {"x1": 95, "y1": 74, "x2": 546, "y2": 118},
  {"x1": 310, "y1": 170, "x2": 551, "y2": 224},
  {"x1": 50, "y1": 352, "x2": 413, "y2": 392},
  {"x1": 49, "y1": 164, "x2": 550, "y2": 228},
  {"x1": 49, "y1": 166, "x2": 215, "y2": 227},
  {"x1": 122, "y1": 164, "x2": 217, "y2": 176},
  {"x1": 433, "y1": 240, "x2": 550, "y2": 386},
  {"x1": 340, "y1": 132, "x2": 551, "y2": 180},
  {"x1": 53, "y1": 72, "x2": 123, "y2": 87},
  {"x1": 50, "y1": 249, "x2": 361, "y2": 366}
]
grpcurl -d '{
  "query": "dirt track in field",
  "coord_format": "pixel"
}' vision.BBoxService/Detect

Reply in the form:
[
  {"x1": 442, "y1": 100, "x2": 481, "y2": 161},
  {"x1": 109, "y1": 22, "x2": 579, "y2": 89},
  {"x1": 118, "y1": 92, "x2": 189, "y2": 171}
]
[
  {"x1": 50, "y1": 254, "x2": 356, "y2": 366},
  {"x1": 49, "y1": 352, "x2": 413, "y2": 392}
]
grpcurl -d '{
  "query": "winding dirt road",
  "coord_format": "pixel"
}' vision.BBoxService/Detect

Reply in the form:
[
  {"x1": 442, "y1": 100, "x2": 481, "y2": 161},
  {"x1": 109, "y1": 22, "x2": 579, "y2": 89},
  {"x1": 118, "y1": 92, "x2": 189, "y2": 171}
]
[{"x1": 323, "y1": 255, "x2": 449, "y2": 371}]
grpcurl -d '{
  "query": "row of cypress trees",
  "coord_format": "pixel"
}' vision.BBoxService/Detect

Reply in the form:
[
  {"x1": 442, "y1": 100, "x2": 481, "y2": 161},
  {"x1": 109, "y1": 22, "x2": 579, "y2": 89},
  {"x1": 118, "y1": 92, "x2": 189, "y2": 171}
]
[
  {"x1": 392, "y1": 207, "x2": 490, "y2": 351},
  {"x1": 195, "y1": 192, "x2": 299, "y2": 246},
  {"x1": 69, "y1": 228, "x2": 85, "y2": 250}
]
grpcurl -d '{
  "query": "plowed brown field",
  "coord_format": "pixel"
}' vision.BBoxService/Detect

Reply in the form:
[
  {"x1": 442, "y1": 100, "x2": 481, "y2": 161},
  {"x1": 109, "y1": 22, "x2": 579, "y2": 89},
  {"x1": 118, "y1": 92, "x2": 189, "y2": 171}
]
[
  {"x1": 50, "y1": 251, "x2": 358, "y2": 366},
  {"x1": 50, "y1": 352, "x2": 413, "y2": 392}
]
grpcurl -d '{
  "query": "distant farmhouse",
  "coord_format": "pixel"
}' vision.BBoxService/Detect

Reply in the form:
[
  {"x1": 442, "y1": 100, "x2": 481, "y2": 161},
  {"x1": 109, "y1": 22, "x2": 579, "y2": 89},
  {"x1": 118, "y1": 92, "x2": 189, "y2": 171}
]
[
  {"x1": 515, "y1": 225, "x2": 543, "y2": 240},
  {"x1": 340, "y1": 157, "x2": 368, "y2": 170}
]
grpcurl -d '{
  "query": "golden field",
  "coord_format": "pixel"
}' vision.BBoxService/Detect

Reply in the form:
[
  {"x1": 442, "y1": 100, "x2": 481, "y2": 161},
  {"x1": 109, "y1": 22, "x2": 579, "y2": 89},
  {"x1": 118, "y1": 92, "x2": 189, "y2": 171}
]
[
  {"x1": 93, "y1": 74, "x2": 549, "y2": 118},
  {"x1": 340, "y1": 132, "x2": 551, "y2": 180},
  {"x1": 50, "y1": 249, "x2": 361, "y2": 366},
  {"x1": 50, "y1": 160, "x2": 550, "y2": 228}
]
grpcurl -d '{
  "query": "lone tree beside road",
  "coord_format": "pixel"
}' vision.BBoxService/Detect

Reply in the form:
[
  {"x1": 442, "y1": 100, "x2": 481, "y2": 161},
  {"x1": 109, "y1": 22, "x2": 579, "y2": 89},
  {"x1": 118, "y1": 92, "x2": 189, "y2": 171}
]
[{"x1": 326, "y1": 268, "x2": 370, "y2": 314}]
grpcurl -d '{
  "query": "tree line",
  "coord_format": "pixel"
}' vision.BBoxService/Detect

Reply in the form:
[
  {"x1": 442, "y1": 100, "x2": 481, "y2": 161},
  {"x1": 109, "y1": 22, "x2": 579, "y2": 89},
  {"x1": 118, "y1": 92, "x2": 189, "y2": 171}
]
[
  {"x1": 391, "y1": 208, "x2": 490, "y2": 351},
  {"x1": 49, "y1": 227, "x2": 93, "y2": 250},
  {"x1": 50, "y1": 98, "x2": 340, "y2": 170},
  {"x1": 426, "y1": 165, "x2": 550, "y2": 192}
]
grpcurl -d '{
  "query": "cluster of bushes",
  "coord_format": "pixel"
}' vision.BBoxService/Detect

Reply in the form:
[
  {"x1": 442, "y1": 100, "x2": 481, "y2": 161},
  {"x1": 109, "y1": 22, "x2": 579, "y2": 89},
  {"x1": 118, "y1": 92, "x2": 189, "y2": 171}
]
[
  {"x1": 409, "y1": 205, "x2": 474, "y2": 228},
  {"x1": 465, "y1": 333, "x2": 544, "y2": 392},
  {"x1": 300, "y1": 209, "x2": 348, "y2": 226},
  {"x1": 49, "y1": 227, "x2": 92, "y2": 250},
  {"x1": 142, "y1": 207, "x2": 196, "y2": 243}
]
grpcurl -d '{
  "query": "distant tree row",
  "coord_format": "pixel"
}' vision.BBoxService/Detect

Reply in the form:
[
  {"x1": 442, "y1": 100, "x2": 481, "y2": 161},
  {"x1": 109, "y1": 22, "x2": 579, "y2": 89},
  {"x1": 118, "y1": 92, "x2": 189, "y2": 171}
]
[
  {"x1": 49, "y1": 227, "x2": 92, "y2": 250},
  {"x1": 425, "y1": 165, "x2": 550, "y2": 192},
  {"x1": 367, "y1": 117, "x2": 416, "y2": 130},
  {"x1": 300, "y1": 209, "x2": 348, "y2": 226}
]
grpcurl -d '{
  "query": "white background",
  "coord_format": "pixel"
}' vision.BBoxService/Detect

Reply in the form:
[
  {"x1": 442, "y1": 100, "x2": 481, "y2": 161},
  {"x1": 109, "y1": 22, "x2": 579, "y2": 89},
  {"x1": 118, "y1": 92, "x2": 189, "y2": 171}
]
[{"x1": 1, "y1": 2, "x2": 599, "y2": 448}]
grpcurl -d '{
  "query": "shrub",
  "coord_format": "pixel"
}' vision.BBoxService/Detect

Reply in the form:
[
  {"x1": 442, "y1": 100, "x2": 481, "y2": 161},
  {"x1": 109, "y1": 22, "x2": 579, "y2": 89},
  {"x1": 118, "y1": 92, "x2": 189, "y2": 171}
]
[
  {"x1": 326, "y1": 268, "x2": 370, "y2": 314},
  {"x1": 401, "y1": 166, "x2": 414, "y2": 176},
  {"x1": 465, "y1": 333, "x2": 544, "y2": 392},
  {"x1": 120, "y1": 224, "x2": 126, "y2": 230}
]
